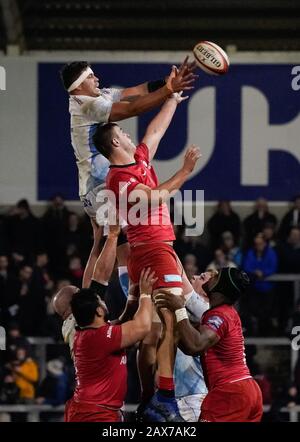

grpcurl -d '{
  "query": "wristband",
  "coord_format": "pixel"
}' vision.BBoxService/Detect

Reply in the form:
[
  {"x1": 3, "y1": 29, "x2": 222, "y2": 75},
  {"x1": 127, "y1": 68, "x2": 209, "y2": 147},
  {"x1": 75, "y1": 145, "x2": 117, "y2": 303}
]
[
  {"x1": 147, "y1": 79, "x2": 166, "y2": 93},
  {"x1": 175, "y1": 308, "x2": 188, "y2": 323},
  {"x1": 128, "y1": 294, "x2": 139, "y2": 302},
  {"x1": 140, "y1": 293, "x2": 152, "y2": 300},
  {"x1": 90, "y1": 279, "x2": 107, "y2": 300}
]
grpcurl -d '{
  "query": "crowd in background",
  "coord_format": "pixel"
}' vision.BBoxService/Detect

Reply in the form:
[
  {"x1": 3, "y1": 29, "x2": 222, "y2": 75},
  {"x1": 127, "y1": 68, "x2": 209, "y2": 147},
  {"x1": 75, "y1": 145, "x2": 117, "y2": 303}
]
[{"x1": 0, "y1": 194, "x2": 300, "y2": 418}]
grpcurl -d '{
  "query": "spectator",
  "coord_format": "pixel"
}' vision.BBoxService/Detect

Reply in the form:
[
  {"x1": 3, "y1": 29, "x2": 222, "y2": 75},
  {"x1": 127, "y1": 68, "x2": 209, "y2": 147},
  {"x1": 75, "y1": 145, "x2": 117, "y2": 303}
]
[
  {"x1": 0, "y1": 255, "x2": 17, "y2": 325},
  {"x1": 276, "y1": 227, "x2": 300, "y2": 333},
  {"x1": 42, "y1": 195, "x2": 70, "y2": 275},
  {"x1": 281, "y1": 384, "x2": 300, "y2": 408},
  {"x1": 207, "y1": 200, "x2": 241, "y2": 250},
  {"x1": 0, "y1": 214, "x2": 9, "y2": 255},
  {"x1": 277, "y1": 227, "x2": 300, "y2": 273},
  {"x1": 65, "y1": 213, "x2": 86, "y2": 258},
  {"x1": 243, "y1": 198, "x2": 277, "y2": 249},
  {"x1": 6, "y1": 322, "x2": 30, "y2": 361},
  {"x1": 6, "y1": 199, "x2": 42, "y2": 262},
  {"x1": 242, "y1": 234, "x2": 278, "y2": 335},
  {"x1": 262, "y1": 222, "x2": 277, "y2": 249},
  {"x1": 0, "y1": 373, "x2": 20, "y2": 404},
  {"x1": 220, "y1": 231, "x2": 242, "y2": 267},
  {"x1": 206, "y1": 248, "x2": 237, "y2": 272},
  {"x1": 9, "y1": 347, "x2": 39, "y2": 403},
  {"x1": 36, "y1": 359, "x2": 69, "y2": 406},
  {"x1": 174, "y1": 226, "x2": 212, "y2": 273},
  {"x1": 278, "y1": 195, "x2": 300, "y2": 241},
  {"x1": 15, "y1": 265, "x2": 47, "y2": 336}
]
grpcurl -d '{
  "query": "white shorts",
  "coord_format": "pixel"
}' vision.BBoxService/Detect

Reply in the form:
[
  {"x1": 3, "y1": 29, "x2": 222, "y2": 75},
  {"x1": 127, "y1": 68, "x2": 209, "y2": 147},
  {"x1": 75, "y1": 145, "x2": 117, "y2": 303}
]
[
  {"x1": 80, "y1": 184, "x2": 127, "y2": 235},
  {"x1": 177, "y1": 393, "x2": 206, "y2": 422}
]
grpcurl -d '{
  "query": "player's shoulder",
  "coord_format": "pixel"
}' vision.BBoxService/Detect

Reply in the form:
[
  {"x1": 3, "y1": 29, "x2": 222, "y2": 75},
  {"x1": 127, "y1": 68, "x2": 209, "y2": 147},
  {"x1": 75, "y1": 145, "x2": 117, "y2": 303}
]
[
  {"x1": 203, "y1": 304, "x2": 233, "y2": 322},
  {"x1": 134, "y1": 142, "x2": 149, "y2": 163}
]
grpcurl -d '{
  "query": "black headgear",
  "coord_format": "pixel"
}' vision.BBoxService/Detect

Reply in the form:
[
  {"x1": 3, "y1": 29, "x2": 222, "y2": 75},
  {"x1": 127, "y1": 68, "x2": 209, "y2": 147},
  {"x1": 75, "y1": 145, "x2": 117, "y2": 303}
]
[{"x1": 204, "y1": 267, "x2": 250, "y2": 302}]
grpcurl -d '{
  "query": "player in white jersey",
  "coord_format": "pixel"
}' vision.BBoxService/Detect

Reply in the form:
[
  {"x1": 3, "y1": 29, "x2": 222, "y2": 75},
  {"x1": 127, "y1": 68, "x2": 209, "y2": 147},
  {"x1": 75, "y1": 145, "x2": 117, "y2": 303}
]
[{"x1": 60, "y1": 59, "x2": 197, "y2": 297}]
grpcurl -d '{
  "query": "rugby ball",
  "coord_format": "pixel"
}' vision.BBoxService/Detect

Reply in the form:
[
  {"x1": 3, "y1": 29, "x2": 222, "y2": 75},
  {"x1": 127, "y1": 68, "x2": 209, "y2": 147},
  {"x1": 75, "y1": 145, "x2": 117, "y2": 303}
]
[{"x1": 193, "y1": 41, "x2": 229, "y2": 75}]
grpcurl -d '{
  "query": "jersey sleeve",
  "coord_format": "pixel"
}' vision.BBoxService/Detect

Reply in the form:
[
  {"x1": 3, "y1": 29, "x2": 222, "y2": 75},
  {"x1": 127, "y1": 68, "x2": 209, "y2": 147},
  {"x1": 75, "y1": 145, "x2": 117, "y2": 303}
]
[
  {"x1": 100, "y1": 324, "x2": 123, "y2": 354},
  {"x1": 134, "y1": 143, "x2": 150, "y2": 163},
  {"x1": 108, "y1": 88, "x2": 123, "y2": 103},
  {"x1": 81, "y1": 96, "x2": 112, "y2": 123},
  {"x1": 202, "y1": 312, "x2": 228, "y2": 339}
]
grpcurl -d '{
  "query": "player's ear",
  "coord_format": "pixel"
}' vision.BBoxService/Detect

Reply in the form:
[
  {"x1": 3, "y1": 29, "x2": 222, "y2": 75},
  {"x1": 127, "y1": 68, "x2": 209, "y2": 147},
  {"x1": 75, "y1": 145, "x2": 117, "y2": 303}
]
[{"x1": 111, "y1": 137, "x2": 120, "y2": 148}]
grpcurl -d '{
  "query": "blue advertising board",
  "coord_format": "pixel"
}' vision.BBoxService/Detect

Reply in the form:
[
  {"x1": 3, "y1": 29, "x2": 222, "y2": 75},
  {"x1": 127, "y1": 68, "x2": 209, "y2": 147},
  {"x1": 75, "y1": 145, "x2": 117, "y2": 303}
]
[{"x1": 38, "y1": 62, "x2": 300, "y2": 201}]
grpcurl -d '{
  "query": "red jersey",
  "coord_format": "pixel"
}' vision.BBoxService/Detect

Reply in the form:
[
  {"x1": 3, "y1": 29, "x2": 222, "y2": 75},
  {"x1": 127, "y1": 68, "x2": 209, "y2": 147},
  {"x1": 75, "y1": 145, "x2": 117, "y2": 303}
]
[
  {"x1": 73, "y1": 324, "x2": 127, "y2": 408},
  {"x1": 201, "y1": 304, "x2": 251, "y2": 390},
  {"x1": 106, "y1": 143, "x2": 175, "y2": 245}
]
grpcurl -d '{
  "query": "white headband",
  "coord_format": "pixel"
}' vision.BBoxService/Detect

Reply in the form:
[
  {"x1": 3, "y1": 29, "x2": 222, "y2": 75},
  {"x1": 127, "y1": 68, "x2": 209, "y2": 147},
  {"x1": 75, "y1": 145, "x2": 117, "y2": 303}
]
[{"x1": 67, "y1": 67, "x2": 93, "y2": 92}]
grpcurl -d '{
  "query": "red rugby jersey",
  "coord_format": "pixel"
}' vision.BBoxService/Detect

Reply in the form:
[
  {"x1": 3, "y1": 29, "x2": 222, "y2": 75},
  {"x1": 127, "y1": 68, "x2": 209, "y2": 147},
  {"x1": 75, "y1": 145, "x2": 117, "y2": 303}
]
[
  {"x1": 106, "y1": 143, "x2": 175, "y2": 245},
  {"x1": 201, "y1": 304, "x2": 251, "y2": 390},
  {"x1": 73, "y1": 324, "x2": 127, "y2": 408}
]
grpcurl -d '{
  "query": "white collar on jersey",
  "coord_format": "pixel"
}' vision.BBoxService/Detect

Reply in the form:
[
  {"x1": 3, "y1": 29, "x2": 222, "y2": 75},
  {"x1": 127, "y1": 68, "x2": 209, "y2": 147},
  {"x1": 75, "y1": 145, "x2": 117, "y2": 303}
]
[{"x1": 68, "y1": 67, "x2": 93, "y2": 92}]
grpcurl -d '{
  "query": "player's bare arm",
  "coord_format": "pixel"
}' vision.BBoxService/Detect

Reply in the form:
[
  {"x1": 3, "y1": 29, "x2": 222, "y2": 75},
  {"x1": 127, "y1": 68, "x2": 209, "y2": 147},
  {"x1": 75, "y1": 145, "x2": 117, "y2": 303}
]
[
  {"x1": 142, "y1": 88, "x2": 189, "y2": 161},
  {"x1": 82, "y1": 219, "x2": 104, "y2": 287},
  {"x1": 119, "y1": 56, "x2": 197, "y2": 100},
  {"x1": 154, "y1": 291, "x2": 220, "y2": 354},
  {"x1": 109, "y1": 58, "x2": 197, "y2": 122},
  {"x1": 120, "y1": 268, "x2": 157, "y2": 348},
  {"x1": 92, "y1": 222, "x2": 121, "y2": 285},
  {"x1": 129, "y1": 145, "x2": 201, "y2": 206}
]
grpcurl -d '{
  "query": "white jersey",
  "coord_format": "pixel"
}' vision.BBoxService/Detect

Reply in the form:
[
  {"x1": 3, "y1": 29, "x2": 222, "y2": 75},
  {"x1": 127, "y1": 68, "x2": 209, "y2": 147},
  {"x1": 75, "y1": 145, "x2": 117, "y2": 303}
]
[
  {"x1": 62, "y1": 313, "x2": 76, "y2": 359},
  {"x1": 69, "y1": 88, "x2": 123, "y2": 196}
]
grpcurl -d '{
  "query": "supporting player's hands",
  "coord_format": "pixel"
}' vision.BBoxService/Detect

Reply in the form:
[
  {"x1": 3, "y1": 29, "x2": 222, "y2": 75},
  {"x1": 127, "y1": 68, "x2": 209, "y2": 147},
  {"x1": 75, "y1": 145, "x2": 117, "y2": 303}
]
[
  {"x1": 139, "y1": 267, "x2": 158, "y2": 296},
  {"x1": 182, "y1": 145, "x2": 202, "y2": 174},
  {"x1": 166, "y1": 56, "x2": 198, "y2": 93},
  {"x1": 154, "y1": 290, "x2": 185, "y2": 312},
  {"x1": 107, "y1": 208, "x2": 121, "y2": 238}
]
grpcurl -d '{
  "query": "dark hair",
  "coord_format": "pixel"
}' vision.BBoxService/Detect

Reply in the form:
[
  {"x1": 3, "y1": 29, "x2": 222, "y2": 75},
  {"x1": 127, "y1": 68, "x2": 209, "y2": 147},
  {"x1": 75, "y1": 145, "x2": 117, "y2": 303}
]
[
  {"x1": 60, "y1": 61, "x2": 90, "y2": 91},
  {"x1": 70, "y1": 288, "x2": 101, "y2": 327},
  {"x1": 93, "y1": 123, "x2": 118, "y2": 159}
]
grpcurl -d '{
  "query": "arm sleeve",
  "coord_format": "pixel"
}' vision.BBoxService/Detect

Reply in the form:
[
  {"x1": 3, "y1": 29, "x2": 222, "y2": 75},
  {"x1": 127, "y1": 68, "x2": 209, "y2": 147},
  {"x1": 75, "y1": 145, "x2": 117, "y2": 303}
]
[
  {"x1": 202, "y1": 313, "x2": 228, "y2": 339},
  {"x1": 108, "y1": 88, "x2": 123, "y2": 103}
]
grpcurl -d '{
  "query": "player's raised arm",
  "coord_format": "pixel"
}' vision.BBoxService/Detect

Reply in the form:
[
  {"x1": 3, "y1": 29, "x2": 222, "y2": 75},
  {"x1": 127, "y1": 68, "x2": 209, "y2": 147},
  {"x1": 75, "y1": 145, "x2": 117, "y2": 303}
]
[
  {"x1": 142, "y1": 88, "x2": 188, "y2": 161},
  {"x1": 119, "y1": 56, "x2": 197, "y2": 100},
  {"x1": 120, "y1": 268, "x2": 157, "y2": 348},
  {"x1": 129, "y1": 145, "x2": 201, "y2": 206},
  {"x1": 109, "y1": 58, "x2": 197, "y2": 122}
]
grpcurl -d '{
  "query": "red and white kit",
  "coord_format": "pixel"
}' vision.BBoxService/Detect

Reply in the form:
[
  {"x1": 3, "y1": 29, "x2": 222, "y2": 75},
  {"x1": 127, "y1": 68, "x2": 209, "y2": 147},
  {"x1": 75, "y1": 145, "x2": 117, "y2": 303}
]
[
  {"x1": 65, "y1": 324, "x2": 127, "y2": 422},
  {"x1": 107, "y1": 143, "x2": 182, "y2": 290},
  {"x1": 199, "y1": 304, "x2": 263, "y2": 422}
]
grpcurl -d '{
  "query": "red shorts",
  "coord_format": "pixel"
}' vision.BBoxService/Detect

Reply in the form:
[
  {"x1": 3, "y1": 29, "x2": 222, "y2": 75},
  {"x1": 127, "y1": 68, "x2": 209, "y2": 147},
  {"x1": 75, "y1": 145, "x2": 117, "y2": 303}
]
[
  {"x1": 128, "y1": 242, "x2": 183, "y2": 290},
  {"x1": 200, "y1": 378, "x2": 263, "y2": 422},
  {"x1": 64, "y1": 397, "x2": 122, "y2": 422}
]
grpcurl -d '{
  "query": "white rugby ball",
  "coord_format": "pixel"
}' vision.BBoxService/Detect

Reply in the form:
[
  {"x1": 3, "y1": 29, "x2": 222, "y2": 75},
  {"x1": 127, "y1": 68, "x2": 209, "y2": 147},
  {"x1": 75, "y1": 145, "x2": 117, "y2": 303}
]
[{"x1": 193, "y1": 41, "x2": 229, "y2": 75}]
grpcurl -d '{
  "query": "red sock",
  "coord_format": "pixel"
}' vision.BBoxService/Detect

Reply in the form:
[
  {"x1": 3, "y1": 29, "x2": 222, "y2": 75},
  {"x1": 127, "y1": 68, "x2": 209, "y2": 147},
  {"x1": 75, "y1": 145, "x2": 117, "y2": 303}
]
[{"x1": 158, "y1": 376, "x2": 174, "y2": 391}]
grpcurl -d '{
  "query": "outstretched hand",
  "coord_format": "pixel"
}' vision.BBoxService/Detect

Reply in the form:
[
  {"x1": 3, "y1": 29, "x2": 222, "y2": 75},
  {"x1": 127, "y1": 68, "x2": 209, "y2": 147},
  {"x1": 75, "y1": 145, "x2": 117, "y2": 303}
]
[
  {"x1": 154, "y1": 290, "x2": 185, "y2": 312},
  {"x1": 139, "y1": 267, "x2": 158, "y2": 296},
  {"x1": 182, "y1": 145, "x2": 202, "y2": 174},
  {"x1": 166, "y1": 56, "x2": 198, "y2": 93}
]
